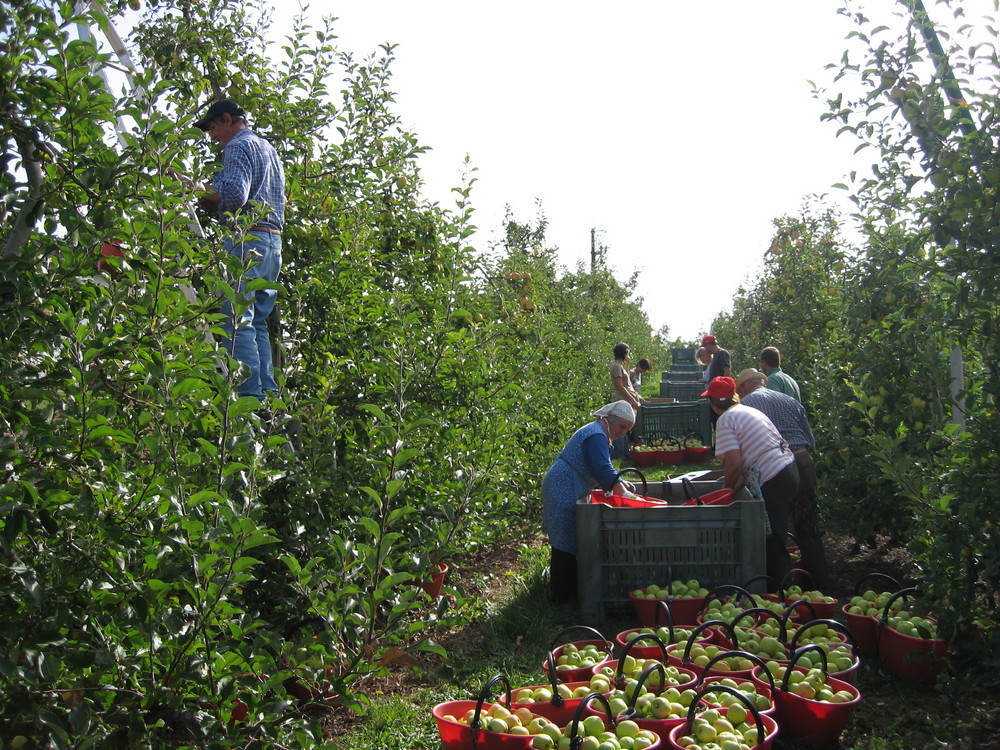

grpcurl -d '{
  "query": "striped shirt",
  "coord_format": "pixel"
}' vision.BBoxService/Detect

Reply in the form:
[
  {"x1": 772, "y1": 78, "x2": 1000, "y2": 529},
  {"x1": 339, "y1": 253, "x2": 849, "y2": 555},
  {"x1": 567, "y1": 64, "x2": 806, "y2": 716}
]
[
  {"x1": 212, "y1": 129, "x2": 285, "y2": 230},
  {"x1": 715, "y1": 404, "x2": 794, "y2": 484},
  {"x1": 741, "y1": 386, "x2": 815, "y2": 451}
]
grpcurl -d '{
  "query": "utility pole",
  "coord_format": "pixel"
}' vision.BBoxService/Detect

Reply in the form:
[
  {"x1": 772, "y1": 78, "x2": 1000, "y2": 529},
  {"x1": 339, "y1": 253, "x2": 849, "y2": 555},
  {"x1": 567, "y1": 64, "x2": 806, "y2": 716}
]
[{"x1": 590, "y1": 228, "x2": 606, "y2": 274}]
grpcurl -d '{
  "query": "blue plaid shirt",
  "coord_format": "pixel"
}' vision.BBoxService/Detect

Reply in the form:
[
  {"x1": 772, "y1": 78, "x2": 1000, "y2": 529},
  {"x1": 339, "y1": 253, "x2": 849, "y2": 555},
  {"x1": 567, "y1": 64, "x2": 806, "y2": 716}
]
[
  {"x1": 212, "y1": 129, "x2": 285, "y2": 230},
  {"x1": 741, "y1": 386, "x2": 815, "y2": 451}
]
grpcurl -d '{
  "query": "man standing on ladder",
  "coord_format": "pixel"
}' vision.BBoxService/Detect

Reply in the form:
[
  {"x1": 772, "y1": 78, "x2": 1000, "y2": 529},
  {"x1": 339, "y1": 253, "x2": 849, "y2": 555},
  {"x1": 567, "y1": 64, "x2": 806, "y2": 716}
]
[{"x1": 194, "y1": 99, "x2": 285, "y2": 403}]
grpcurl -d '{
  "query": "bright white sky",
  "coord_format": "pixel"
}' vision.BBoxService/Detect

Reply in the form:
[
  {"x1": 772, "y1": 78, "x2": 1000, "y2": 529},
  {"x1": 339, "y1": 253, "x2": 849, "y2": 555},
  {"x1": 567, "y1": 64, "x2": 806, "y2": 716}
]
[
  {"x1": 90, "y1": 0, "x2": 974, "y2": 343},
  {"x1": 289, "y1": 1, "x2": 879, "y2": 342}
]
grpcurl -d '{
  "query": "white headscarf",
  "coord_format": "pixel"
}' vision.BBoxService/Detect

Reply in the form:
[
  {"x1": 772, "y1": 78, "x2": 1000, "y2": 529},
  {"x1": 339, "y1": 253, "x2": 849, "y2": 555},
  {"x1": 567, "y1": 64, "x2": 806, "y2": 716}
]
[{"x1": 592, "y1": 400, "x2": 636, "y2": 424}]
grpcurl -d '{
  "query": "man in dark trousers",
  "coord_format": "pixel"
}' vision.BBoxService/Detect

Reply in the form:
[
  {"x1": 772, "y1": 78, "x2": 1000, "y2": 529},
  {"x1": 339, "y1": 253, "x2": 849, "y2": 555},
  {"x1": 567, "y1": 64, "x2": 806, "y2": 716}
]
[
  {"x1": 195, "y1": 99, "x2": 286, "y2": 402},
  {"x1": 736, "y1": 368, "x2": 829, "y2": 588}
]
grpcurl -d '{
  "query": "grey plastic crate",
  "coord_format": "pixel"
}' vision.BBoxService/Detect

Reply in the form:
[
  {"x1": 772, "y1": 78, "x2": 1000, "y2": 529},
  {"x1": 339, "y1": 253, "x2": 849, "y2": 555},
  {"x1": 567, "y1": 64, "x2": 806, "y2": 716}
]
[{"x1": 576, "y1": 498, "x2": 767, "y2": 624}]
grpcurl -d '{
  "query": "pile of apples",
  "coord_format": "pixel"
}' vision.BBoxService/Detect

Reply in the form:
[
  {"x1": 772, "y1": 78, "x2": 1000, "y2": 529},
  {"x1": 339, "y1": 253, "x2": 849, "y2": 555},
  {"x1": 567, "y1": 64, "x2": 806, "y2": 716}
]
[
  {"x1": 786, "y1": 620, "x2": 848, "y2": 648},
  {"x1": 697, "y1": 677, "x2": 771, "y2": 713},
  {"x1": 631, "y1": 624, "x2": 696, "y2": 645},
  {"x1": 594, "y1": 654, "x2": 694, "y2": 688},
  {"x1": 633, "y1": 579, "x2": 709, "y2": 600},
  {"x1": 784, "y1": 584, "x2": 837, "y2": 606},
  {"x1": 844, "y1": 589, "x2": 905, "y2": 617},
  {"x1": 728, "y1": 627, "x2": 789, "y2": 661},
  {"x1": 512, "y1": 682, "x2": 589, "y2": 704},
  {"x1": 440, "y1": 703, "x2": 549, "y2": 738},
  {"x1": 441, "y1": 704, "x2": 659, "y2": 749},
  {"x1": 884, "y1": 611, "x2": 938, "y2": 639},
  {"x1": 554, "y1": 642, "x2": 610, "y2": 672},
  {"x1": 671, "y1": 706, "x2": 765, "y2": 749},
  {"x1": 601, "y1": 682, "x2": 697, "y2": 721},
  {"x1": 682, "y1": 642, "x2": 757, "y2": 672},
  {"x1": 788, "y1": 643, "x2": 857, "y2": 674},
  {"x1": 757, "y1": 665, "x2": 856, "y2": 704},
  {"x1": 547, "y1": 715, "x2": 659, "y2": 750}
]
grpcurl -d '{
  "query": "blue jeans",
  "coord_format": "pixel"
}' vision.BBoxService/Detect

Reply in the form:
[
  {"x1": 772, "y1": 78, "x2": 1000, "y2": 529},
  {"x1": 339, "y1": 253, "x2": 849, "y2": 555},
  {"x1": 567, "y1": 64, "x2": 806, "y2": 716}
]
[{"x1": 220, "y1": 231, "x2": 282, "y2": 399}]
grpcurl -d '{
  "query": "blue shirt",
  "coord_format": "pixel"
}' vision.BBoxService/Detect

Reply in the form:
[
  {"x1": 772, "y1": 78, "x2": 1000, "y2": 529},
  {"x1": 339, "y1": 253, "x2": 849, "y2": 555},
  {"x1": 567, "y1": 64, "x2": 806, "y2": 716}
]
[
  {"x1": 741, "y1": 386, "x2": 814, "y2": 451},
  {"x1": 541, "y1": 421, "x2": 618, "y2": 554},
  {"x1": 212, "y1": 129, "x2": 285, "y2": 230}
]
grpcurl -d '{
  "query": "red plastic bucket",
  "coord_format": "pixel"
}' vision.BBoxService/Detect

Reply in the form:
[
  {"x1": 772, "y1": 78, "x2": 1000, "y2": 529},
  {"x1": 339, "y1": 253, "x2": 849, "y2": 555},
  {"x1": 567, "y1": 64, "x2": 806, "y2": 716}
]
[
  {"x1": 695, "y1": 674, "x2": 776, "y2": 717},
  {"x1": 433, "y1": 701, "x2": 537, "y2": 750},
  {"x1": 667, "y1": 685, "x2": 779, "y2": 750},
  {"x1": 616, "y1": 626, "x2": 714, "y2": 660},
  {"x1": 681, "y1": 488, "x2": 734, "y2": 507},
  {"x1": 769, "y1": 671, "x2": 861, "y2": 747},
  {"x1": 659, "y1": 448, "x2": 687, "y2": 466},
  {"x1": 594, "y1": 658, "x2": 698, "y2": 693},
  {"x1": 418, "y1": 562, "x2": 450, "y2": 597},
  {"x1": 684, "y1": 446, "x2": 711, "y2": 463},
  {"x1": 842, "y1": 603, "x2": 880, "y2": 655},
  {"x1": 878, "y1": 621, "x2": 948, "y2": 684},
  {"x1": 542, "y1": 639, "x2": 614, "y2": 684},
  {"x1": 630, "y1": 449, "x2": 658, "y2": 468},
  {"x1": 631, "y1": 592, "x2": 703, "y2": 627},
  {"x1": 584, "y1": 699, "x2": 685, "y2": 742}
]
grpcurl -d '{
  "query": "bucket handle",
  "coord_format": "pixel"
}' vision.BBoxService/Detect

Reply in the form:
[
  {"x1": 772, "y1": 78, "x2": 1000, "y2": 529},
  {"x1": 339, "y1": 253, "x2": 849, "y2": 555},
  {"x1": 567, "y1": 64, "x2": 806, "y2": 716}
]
[
  {"x1": 617, "y1": 633, "x2": 668, "y2": 689},
  {"x1": 697, "y1": 584, "x2": 755, "y2": 618},
  {"x1": 788, "y1": 618, "x2": 858, "y2": 655},
  {"x1": 740, "y1": 574, "x2": 770, "y2": 594},
  {"x1": 680, "y1": 619, "x2": 735, "y2": 663},
  {"x1": 780, "y1": 566, "x2": 814, "y2": 593},
  {"x1": 699, "y1": 649, "x2": 776, "y2": 690},
  {"x1": 652, "y1": 599, "x2": 676, "y2": 637},
  {"x1": 878, "y1": 587, "x2": 918, "y2": 626},
  {"x1": 728, "y1": 607, "x2": 786, "y2": 647},
  {"x1": 566, "y1": 692, "x2": 615, "y2": 745},
  {"x1": 627, "y1": 662, "x2": 668, "y2": 710},
  {"x1": 682, "y1": 476, "x2": 701, "y2": 503},
  {"x1": 613, "y1": 467, "x2": 647, "y2": 495},
  {"x1": 467, "y1": 674, "x2": 512, "y2": 742},
  {"x1": 780, "y1": 599, "x2": 818, "y2": 635},
  {"x1": 548, "y1": 625, "x2": 610, "y2": 655},
  {"x1": 780, "y1": 645, "x2": 829, "y2": 693},
  {"x1": 854, "y1": 572, "x2": 902, "y2": 596}
]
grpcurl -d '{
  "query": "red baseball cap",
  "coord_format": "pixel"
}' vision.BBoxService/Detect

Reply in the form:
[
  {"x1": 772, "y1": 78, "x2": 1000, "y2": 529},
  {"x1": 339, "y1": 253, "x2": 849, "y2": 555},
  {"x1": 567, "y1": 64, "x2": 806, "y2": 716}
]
[
  {"x1": 701, "y1": 376, "x2": 736, "y2": 399},
  {"x1": 701, "y1": 334, "x2": 718, "y2": 346}
]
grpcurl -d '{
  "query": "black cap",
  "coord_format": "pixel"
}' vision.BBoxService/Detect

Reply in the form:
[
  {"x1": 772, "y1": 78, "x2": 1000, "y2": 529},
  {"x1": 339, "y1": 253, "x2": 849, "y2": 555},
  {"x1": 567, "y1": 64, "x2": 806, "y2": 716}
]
[{"x1": 193, "y1": 99, "x2": 245, "y2": 131}]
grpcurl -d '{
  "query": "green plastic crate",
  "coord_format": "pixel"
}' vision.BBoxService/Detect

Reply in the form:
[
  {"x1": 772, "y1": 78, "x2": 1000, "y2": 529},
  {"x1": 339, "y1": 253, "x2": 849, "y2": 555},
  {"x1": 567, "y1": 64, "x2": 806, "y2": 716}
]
[
  {"x1": 671, "y1": 347, "x2": 697, "y2": 364},
  {"x1": 660, "y1": 369, "x2": 701, "y2": 382},
  {"x1": 659, "y1": 381, "x2": 707, "y2": 401}
]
